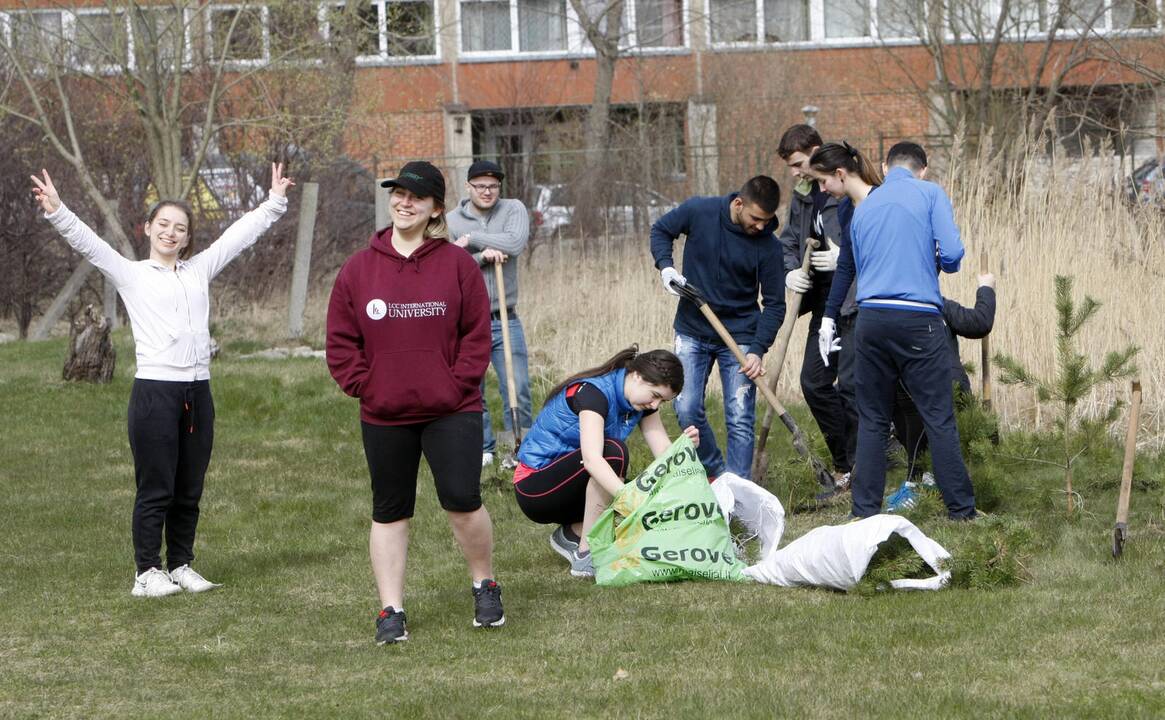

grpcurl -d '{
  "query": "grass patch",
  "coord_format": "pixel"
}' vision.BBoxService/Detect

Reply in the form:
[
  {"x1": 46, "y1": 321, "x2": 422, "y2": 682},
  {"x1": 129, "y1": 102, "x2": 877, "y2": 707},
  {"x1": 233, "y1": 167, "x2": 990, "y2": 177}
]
[{"x1": 3, "y1": 332, "x2": 1165, "y2": 719}]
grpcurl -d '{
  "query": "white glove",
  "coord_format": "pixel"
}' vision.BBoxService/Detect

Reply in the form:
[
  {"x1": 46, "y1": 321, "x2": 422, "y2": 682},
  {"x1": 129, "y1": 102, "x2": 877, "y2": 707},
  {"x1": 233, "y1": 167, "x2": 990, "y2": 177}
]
[
  {"x1": 811, "y1": 239, "x2": 840, "y2": 272},
  {"x1": 661, "y1": 267, "x2": 687, "y2": 296},
  {"x1": 818, "y1": 317, "x2": 842, "y2": 367},
  {"x1": 786, "y1": 268, "x2": 812, "y2": 294}
]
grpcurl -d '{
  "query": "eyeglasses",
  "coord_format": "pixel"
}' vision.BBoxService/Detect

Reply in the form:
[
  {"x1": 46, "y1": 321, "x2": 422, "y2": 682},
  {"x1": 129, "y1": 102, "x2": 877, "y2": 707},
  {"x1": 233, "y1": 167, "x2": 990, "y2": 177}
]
[{"x1": 469, "y1": 182, "x2": 501, "y2": 193}]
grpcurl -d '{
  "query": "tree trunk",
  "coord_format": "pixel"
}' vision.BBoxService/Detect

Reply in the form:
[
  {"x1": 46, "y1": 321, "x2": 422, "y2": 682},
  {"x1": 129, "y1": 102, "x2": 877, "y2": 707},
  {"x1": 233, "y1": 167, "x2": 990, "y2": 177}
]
[{"x1": 63, "y1": 304, "x2": 116, "y2": 383}]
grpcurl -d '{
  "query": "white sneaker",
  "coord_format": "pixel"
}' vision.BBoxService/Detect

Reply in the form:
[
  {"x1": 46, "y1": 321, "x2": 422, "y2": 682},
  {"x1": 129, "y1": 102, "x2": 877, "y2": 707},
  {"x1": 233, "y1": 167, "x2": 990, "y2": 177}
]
[
  {"x1": 481, "y1": 452, "x2": 494, "y2": 468},
  {"x1": 169, "y1": 565, "x2": 222, "y2": 593},
  {"x1": 131, "y1": 567, "x2": 182, "y2": 598}
]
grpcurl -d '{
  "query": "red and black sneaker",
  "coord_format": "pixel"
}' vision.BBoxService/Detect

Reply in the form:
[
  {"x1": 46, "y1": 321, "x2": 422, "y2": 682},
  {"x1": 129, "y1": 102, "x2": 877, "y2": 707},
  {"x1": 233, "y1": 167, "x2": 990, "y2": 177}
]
[
  {"x1": 472, "y1": 579, "x2": 505, "y2": 628},
  {"x1": 375, "y1": 606, "x2": 408, "y2": 644}
]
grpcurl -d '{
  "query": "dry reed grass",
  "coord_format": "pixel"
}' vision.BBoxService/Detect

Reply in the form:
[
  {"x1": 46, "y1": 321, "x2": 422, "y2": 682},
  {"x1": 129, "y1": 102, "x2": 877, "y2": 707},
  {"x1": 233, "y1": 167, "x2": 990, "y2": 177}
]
[{"x1": 519, "y1": 146, "x2": 1165, "y2": 447}]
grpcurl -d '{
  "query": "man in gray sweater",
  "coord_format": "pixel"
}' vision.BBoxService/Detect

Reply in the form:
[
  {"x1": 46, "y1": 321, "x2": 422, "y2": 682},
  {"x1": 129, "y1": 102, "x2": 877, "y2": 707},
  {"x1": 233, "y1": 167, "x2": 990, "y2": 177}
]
[{"x1": 448, "y1": 160, "x2": 533, "y2": 468}]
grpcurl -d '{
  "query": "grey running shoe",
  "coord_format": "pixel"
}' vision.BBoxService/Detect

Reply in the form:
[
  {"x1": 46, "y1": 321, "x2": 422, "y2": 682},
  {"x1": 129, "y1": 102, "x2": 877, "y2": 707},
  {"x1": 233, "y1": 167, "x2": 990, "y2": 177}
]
[
  {"x1": 549, "y1": 525, "x2": 579, "y2": 562},
  {"x1": 472, "y1": 579, "x2": 505, "y2": 628},
  {"x1": 376, "y1": 606, "x2": 408, "y2": 644},
  {"x1": 570, "y1": 549, "x2": 595, "y2": 578}
]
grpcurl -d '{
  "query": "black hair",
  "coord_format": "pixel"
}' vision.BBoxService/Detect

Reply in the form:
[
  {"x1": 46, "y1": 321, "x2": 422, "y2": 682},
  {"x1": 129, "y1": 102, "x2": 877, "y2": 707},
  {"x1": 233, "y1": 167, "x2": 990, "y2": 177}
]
[
  {"x1": 738, "y1": 175, "x2": 781, "y2": 214},
  {"x1": 547, "y1": 345, "x2": 685, "y2": 401},
  {"x1": 777, "y1": 124, "x2": 823, "y2": 160},
  {"x1": 885, "y1": 141, "x2": 928, "y2": 172},
  {"x1": 146, "y1": 200, "x2": 196, "y2": 260},
  {"x1": 809, "y1": 142, "x2": 883, "y2": 188}
]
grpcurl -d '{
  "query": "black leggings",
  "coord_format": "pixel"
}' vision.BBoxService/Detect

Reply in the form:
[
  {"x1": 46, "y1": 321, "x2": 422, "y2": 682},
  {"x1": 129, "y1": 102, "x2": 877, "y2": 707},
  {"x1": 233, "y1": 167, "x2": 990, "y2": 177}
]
[
  {"x1": 513, "y1": 438, "x2": 629, "y2": 526},
  {"x1": 127, "y1": 379, "x2": 214, "y2": 573}
]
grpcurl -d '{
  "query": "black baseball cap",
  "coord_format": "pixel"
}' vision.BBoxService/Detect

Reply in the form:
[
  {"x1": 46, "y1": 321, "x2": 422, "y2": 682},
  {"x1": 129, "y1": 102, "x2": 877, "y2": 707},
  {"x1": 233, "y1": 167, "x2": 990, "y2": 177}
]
[
  {"x1": 381, "y1": 161, "x2": 446, "y2": 200},
  {"x1": 467, "y1": 160, "x2": 504, "y2": 182}
]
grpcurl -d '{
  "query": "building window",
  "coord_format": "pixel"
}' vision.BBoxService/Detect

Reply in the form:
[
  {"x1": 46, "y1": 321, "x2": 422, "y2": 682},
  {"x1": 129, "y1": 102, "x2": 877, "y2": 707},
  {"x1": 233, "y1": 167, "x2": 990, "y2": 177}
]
[
  {"x1": 322, "y1": 1, "x2": 439, "y2": 59},
  {"x1": 208, "y1": 5, "x2": 267, "y2": 62},
  {"x1": 73, "y1": 10, "x2": 130, "y2": 69},
  {"x1": 764, "y1": 0, "x2": 809, "y2": 41},
  {"x1": 462, "y1": 0, "x2": 513, "y2": 51},
  {"x1": 637, "y1": 0, "x2": 684, "y2": 46},
  {"x1": 326, "y1": 2, "x2": 381, "y2": 56},
  {"x1": 387, "y1": 0, "x2": 437, "y2": 54},
  {"x1": 268, "y1": 3, "x2": 325, "y2": 60},
  {"x1": 824, "y1": 0, "x2": 870, "y2": 38},
  {"x1": 131, "y1": 7, "x2": 186, "y2": 69},
  {"x1": 1060, "y1": 0, "x2": 1105, "y2": 29},
  {"x1": 875, "y1": 0, "x2": 921, "y2": 38},
  {"x1": 8, "y1": 11, "x2": 64, "y2": 62},
  {"x1": 518, "y1": 0, "x2": 567, "y2": 51},
  {"x1": 709, "y1": 0, "x2": 759, "y2": 42},
  {"x1": 1112, "y1": 0, "x2": 1159, "y2": 28}
]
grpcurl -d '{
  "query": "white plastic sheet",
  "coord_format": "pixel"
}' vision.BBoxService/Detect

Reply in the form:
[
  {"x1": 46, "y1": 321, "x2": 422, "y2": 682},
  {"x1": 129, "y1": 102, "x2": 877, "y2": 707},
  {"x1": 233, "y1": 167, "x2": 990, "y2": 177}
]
[
  {"x1": 743, "y1": 514, "x2": 952, "y2": 592},
  {"x1": 709, "y1": 472, "x2": 785, "y2": 564}
]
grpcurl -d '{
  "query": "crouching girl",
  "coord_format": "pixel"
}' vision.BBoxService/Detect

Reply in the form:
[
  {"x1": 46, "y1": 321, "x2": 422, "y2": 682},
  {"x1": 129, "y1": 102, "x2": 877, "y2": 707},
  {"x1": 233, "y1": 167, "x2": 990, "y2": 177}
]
[{"x1": 512, "y1": 346, "x2": 697, "y2": 577}]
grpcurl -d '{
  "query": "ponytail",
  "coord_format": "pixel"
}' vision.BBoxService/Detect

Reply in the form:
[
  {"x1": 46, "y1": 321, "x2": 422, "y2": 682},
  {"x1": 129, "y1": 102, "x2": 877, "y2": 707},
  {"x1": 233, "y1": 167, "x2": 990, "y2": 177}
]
[
  {"x1": 809, "y1": 142, "x2": 883, "y2": 188},
  {"x1": 546, "y1": 345, "x2": 685, "y2": 401}
]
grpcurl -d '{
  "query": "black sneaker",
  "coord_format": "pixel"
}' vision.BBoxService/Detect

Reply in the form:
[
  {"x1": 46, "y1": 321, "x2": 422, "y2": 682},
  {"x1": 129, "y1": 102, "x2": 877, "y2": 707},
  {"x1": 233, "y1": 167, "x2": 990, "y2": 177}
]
[
  {"x1": 375, "y1": 606, "x2": 408, "y2": 644},
  {"x1": 472, "y1": 579, "x2": 505, "y2": 628}
]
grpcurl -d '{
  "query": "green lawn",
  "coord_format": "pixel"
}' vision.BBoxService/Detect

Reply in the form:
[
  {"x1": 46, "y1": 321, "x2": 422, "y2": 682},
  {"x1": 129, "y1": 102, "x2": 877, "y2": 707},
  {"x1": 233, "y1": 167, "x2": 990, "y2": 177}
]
[{"x1": 2, "y1": 333, "x2": 1164, "y2": 719}]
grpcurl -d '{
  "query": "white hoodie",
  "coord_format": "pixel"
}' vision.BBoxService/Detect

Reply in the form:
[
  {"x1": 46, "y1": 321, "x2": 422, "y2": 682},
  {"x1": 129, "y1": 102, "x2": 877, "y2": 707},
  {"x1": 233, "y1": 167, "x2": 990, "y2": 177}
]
[{"x1": 46, "y1": 195, "x2": 287, "y2": 381}]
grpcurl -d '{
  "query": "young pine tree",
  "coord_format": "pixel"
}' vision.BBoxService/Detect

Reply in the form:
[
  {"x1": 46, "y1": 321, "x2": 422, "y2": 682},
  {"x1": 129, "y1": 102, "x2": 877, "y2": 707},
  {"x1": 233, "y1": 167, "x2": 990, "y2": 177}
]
[{"x1": 993, "y1": 275, "x2": 1138, "y2": 515}]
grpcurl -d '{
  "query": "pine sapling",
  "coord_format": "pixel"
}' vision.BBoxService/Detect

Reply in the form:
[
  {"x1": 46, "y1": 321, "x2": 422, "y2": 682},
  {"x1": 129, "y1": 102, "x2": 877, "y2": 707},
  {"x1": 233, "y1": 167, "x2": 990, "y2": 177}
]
[{"x1": 993, "y1": 275, "x2": 1138, "y2": 515}]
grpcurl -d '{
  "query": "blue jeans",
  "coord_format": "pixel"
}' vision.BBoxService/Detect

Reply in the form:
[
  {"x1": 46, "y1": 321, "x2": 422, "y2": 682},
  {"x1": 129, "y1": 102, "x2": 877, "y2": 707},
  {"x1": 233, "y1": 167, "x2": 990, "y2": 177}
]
[
  {"x1": 672, "y1": 333, "x2": 757, "y2": 479},
  {"x1": 482, "y1": 315, "x2": 533, "y2": 453}
]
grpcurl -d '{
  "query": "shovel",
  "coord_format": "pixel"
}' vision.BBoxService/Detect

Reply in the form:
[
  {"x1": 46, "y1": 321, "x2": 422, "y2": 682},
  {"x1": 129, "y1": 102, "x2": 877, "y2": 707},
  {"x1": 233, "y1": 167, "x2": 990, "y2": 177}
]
[
  {"x1": 1112, "y1": 379, "x2": 1142, "y2": 558},
  {"x1": 750, "y1": 238, "x2": 819, "y2": 481},
  {"x1": 669, "y1": 280, "x2": 835, "y2": 491},
  {"x1": 493, "y1": 261, "x2": 523, "y2": 451}
]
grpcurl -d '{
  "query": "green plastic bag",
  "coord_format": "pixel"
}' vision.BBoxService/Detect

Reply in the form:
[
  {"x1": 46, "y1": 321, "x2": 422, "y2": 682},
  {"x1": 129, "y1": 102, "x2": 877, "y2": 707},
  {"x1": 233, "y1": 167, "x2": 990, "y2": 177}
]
[{"x1": 587, "y1": 435, "x2": 747, "y2": 586}]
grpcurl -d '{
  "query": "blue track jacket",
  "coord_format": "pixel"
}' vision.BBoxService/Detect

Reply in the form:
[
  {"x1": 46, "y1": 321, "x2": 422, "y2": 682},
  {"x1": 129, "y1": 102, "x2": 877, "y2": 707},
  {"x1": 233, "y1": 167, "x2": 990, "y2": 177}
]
[{"x1": 847, "y1": 167, "x2": 964, "y2": 314}]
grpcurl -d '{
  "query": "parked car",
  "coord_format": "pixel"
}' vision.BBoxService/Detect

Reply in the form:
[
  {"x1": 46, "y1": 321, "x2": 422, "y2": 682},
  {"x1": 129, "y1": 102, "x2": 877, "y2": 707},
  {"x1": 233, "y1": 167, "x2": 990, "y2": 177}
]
[
  {"x1": 1126, "y1": 158, "x2": 1164, "y2": 206},
  {"x1": 531, "y1": 181, "x2": 679, "y2": 238}
]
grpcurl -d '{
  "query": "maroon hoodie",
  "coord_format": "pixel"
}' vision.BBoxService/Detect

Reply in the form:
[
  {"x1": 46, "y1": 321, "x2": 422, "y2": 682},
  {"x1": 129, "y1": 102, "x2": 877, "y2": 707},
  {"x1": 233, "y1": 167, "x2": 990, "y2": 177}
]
[{"x1": 326, "y1": 227, "x2": 491, "y2": 425}]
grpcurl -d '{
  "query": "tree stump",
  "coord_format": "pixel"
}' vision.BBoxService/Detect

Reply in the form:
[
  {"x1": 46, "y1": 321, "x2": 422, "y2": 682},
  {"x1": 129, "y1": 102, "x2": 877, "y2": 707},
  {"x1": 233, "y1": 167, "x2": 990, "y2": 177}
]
[{"x1": 63, "y1": 304, "x2": 116, "y2": 383}]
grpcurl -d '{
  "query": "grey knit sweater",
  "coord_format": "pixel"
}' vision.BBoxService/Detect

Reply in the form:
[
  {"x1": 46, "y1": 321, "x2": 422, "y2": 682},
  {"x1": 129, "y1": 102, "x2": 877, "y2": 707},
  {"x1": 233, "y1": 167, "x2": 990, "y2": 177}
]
[{"x1": 447, "y1": 198, "x2": 530, "y2": 314}]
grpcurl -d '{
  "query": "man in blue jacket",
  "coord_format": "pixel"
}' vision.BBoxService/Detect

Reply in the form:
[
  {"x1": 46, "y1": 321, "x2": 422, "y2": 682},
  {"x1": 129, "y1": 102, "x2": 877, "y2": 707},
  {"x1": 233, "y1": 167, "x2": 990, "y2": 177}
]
[
  {"x1": 650, "y1": 176, "x2": 785, "y2": 480},
  {"x1": 824, "y1": 141, "x2": 976, "y2": 519}
]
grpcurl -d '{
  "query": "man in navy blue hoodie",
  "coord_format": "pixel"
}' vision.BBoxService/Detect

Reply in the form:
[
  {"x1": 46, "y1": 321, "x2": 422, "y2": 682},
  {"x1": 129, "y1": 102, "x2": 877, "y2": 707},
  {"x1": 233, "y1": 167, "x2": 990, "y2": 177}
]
[{"x1": 650, "y1": 176, "x2": 785, "y2": 480}]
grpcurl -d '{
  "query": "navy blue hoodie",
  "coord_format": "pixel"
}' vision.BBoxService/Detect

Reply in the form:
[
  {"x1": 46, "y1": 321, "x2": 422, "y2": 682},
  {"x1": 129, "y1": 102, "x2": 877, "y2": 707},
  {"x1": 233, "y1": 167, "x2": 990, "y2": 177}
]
[{"x1": 650, "y1": 193, "x2": 785, "y2": 354}]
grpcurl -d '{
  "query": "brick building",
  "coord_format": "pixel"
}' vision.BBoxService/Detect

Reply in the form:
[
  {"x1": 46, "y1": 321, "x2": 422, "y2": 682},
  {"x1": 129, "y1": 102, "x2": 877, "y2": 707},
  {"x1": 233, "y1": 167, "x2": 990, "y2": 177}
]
[{"x1": 3, "y1": 0, "x2": 1163, "y2": 205}]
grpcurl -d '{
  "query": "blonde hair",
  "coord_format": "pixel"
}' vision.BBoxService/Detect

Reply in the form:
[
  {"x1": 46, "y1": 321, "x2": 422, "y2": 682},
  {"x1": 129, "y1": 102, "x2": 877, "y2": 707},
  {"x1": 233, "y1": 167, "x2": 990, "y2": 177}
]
[{"x1": 426, "y1": 210, "x2": 450, "y2": 240}]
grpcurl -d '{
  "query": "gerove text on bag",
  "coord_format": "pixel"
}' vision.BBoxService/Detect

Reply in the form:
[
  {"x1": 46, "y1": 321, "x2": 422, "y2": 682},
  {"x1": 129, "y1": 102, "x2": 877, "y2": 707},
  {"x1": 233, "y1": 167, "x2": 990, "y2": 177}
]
[{"x1": 631, "y1": 443, "x2": 702, "y2": 493}]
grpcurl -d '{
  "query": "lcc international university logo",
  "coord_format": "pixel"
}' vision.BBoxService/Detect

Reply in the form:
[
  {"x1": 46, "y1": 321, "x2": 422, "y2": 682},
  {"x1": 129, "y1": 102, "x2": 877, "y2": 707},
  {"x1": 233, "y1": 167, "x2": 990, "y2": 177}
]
[{"x1": 366, "y1": 299, "x2": 387, "y2": 320}]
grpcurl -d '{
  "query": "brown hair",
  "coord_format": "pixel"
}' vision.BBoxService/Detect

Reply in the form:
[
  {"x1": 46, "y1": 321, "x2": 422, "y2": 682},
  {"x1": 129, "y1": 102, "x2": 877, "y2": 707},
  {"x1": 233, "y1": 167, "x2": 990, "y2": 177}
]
[
  {"x1": 146, "y1": 200, "x2": 195, "y2": 260},
  {"x1": 547, "y1": 345, "x2": 685, "y2": 401},
  {"x1": 809, "y1": 142, "x2": 883, "y2": 188},
  {"x1": 777, "y1": 124, "x2": 823, "y2": 160}
]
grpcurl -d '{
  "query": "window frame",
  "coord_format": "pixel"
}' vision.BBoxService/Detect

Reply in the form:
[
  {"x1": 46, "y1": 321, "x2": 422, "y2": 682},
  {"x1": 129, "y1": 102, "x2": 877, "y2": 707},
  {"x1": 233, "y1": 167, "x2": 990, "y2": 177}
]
[
  {"x1": 457, "y1": 0, "x2": 689, "y2": 60},
  {"x1": 206, "y1": 3, "x2": 271, "y2": 66}
]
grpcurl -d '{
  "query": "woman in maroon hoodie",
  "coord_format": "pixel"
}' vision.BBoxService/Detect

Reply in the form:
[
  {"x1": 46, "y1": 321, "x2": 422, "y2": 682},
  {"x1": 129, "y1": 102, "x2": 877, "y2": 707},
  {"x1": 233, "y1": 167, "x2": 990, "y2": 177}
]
[{"x1": 326, "y1": 161, "x2": 502, "y2": 644}]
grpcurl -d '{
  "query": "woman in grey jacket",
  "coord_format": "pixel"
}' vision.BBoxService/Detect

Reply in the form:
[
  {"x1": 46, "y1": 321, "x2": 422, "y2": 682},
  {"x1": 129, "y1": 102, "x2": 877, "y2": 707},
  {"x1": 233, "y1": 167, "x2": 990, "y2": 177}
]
[{"x1": 31, "y1": 164, "x2": 292, "y2": 598}]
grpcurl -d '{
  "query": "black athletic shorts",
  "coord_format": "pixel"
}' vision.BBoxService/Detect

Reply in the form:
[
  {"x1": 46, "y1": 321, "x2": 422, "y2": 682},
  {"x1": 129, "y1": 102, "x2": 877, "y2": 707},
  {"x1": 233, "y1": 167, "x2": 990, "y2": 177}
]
[
  {"x1": 513, "y1": 438, "x2": 629, "y2": 525},
  {"x1": 361, "y1": 413, "x2": 484, "y2": 523}
]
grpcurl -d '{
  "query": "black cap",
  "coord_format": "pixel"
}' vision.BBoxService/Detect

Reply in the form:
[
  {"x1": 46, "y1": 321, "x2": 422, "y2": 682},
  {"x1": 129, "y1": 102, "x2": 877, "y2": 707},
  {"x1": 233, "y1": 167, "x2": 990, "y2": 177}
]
[
  {"x1": 467, "y1": 160, "x2": 504, "y2": 182},
  {"x1": 381, "y1": 161, "x2": 446, "y2": 200}
]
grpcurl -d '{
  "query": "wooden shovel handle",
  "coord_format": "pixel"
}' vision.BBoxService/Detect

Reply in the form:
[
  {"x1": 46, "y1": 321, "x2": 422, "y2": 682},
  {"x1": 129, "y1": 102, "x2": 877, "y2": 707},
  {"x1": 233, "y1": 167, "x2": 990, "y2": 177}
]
[{"x1": 1116, "y1": 380, "x2": 1143, "y2": 526}]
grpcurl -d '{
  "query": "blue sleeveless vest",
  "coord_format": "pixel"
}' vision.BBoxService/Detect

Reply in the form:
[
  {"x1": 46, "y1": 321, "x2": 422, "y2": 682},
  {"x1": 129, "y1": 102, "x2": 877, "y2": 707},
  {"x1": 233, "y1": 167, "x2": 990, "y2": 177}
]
[{"x1": 517, "y1": 368, "x2": 643, "y2": 469}]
